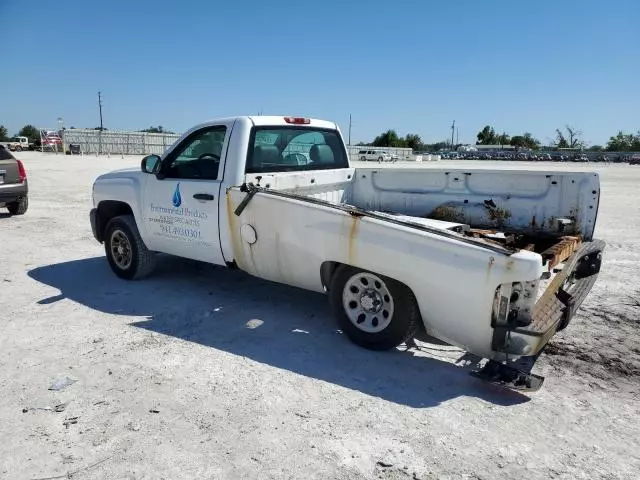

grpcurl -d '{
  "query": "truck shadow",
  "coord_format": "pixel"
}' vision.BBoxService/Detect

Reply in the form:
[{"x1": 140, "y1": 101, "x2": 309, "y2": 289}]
[{"x1": 28, "y1": 256, "x2": 530, "y2": 408}]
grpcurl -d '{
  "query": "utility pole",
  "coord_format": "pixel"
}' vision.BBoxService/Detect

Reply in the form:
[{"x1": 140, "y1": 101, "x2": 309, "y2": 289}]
[
  {"x1": 98, "y1": 91, "x2": 104, "y2": 155},
  {"x1": 456, "y1": 127, "x2": 459, "y2": 145},
  {"x1": 58, "y1": 117, "x2": 65, "y2": 154},
  {"x1": 348, "y1": 114, "x2": 352, "y2": 146},
  {"x1": 98, "y1": 91, "x2": 103, "y2": 131},
  {"x1": 451, "y1": 120, "x2": 455, "y2": 147}
]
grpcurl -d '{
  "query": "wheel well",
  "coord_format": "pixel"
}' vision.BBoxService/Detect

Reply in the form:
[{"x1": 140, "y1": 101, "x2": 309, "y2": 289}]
[
  {"x1": 96, "y1": 200, "x2": 133, "y2": 242},
  {"x1": 320, "y1": 260, "x2": 426, "y2": 332},
  {"x1": 320, "y1": 261, "x2": 341, "y2": 292}
]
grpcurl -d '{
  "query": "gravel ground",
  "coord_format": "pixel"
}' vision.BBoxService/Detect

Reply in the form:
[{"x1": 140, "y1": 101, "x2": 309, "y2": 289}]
[{"x1": 0, "y1": 152, "x2": 638, "y2": 480}]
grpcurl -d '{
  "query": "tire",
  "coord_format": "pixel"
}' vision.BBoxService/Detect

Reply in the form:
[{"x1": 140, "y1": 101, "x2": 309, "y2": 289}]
[
  {"x1": 104, "y1": 214, "x2": 156, "y2": 280},
  {"x1": 329, "y1": 265, "x2": 420, "y2": 351},
  {"x1": 378, "y1": 156, "x2": 384, "y2": 162},
  {"x1": 15, "y1": 146, "x2": 22, "y2": 152},
  {"x1": 7, "y1": 196, "x2": 28, "y2": 215},
  {"x1": 360, "y1": 156, "x2": 366, "y2": 161}
]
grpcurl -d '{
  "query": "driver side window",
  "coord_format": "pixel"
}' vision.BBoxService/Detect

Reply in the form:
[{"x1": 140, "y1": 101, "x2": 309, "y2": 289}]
[{"x1": 163, "y1": 126, "x2": 227, "y2": 180}]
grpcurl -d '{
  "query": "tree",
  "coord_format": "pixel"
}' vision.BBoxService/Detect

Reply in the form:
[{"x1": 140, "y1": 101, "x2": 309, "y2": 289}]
[
  {"x1": 476, "y1": 125, "x2": 497, "y2": 145},
  {"x1": 522, "y1": 132, "x2": 540, "y2": 150},
  {"x1": 18, "y1": 125, "x2": 40, "y2": 141},
  {"x1": 588, "y1": 145, "x2": 604, "y2": 152},
  {"x1": 510, "y1": 135, "x2": 526, "y2": 149},
  {"x1": 555, "y1": 130, "x2": 569, "y2": 148},
  {"x1": 425, "y1": 141, "x2": 450, "y2": 151},
  {"x1": 372, "y1": 129, "x2": 402, "y2": 147},
  {"x1": 511, "y1": 132, "x2": 541, "y2": 150},
  {"x1": 555, "y1": 125, "x2": 584, "y2": 149},
  {"x1": 496, "y1": 132, "x2": 510, "y2": 146},
  {"x1": 404, "y1": 133, "x2": 423, "y2": 151},
  {"x1": 606, "y1": 131, "x2": 640, "y2": 151},
  {"x1": 606, "y1": 131, "x2": 633, "y2": 151},
  {"x1": 141, "y1": 125, "x2": 174, "y2": 134},
  {"x1": 0, "y1": 125, "x2": 8, "y2": 141}
]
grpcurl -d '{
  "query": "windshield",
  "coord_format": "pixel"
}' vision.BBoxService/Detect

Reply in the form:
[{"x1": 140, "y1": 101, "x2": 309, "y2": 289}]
[{"x1": 246, "y1": 127, "x2": 349, "y2": 173}]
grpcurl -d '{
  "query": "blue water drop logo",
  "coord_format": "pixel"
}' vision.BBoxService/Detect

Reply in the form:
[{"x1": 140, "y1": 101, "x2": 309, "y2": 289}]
[{"x1": 172, "y1": 183, "x2": 182, "y2": 208}]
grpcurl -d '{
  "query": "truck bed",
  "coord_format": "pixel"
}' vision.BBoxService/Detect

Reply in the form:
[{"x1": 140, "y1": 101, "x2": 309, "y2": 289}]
[{"x1": 245, "y1": 166, "x2": 600, "y2": 253}]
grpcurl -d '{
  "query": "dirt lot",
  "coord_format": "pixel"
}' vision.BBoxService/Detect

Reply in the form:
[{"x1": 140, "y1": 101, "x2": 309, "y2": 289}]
[{"x1": 1, "y1": 152, "x2": 638, "y2": 480}]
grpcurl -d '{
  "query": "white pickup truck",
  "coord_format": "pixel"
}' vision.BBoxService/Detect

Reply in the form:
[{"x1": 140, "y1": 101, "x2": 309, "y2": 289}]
[
  {"x1": 90, "y1": 116, "x2": 605, "y2": 390},
  {"x1": 7, "y1": 136, "x2": 30, "y2": 152}
]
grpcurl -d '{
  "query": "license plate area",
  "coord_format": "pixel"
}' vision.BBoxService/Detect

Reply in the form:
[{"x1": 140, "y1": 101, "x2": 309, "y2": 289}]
[{"x1": 0, "y1": 169, "x2": 5, "y2": 184}]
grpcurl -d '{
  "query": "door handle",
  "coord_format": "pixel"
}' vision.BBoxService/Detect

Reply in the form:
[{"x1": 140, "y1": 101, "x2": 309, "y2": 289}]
[{"x1": 193, "y1": 193, "x2": 214, "y2": 201}]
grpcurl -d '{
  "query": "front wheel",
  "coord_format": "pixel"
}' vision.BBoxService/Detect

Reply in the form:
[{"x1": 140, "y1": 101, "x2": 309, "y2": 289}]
[
  {"x1": 104, "y1": 215, "x2": 156, "y2": 280},
  {"x1": 15, "y1": 146, "x2": 22, "y2": 152},
  {"x1": 329, "y1": 266, "x2": 421, "y2": 350}
]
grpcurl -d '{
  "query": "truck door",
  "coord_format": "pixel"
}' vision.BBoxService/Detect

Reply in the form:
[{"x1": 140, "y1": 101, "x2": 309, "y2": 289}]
[{"x1": 142, "y1": 123, "x2": 231, "y2": 265}]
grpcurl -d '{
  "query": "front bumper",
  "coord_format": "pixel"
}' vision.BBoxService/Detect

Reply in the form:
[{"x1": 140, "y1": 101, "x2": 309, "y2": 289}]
[{"x1": 492, "y1": 239, "x2": 605, "y2": 356}]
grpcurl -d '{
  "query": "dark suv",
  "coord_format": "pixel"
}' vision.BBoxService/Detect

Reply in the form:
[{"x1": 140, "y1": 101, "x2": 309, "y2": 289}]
[{"x1": 0, "y1": 145, "x2": 28, "y2": 215}]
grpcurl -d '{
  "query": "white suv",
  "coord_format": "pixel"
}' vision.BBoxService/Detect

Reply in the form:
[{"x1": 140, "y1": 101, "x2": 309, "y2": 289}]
[{"x1": 358, "y1": 149, "x2": 392, "y2": 162}]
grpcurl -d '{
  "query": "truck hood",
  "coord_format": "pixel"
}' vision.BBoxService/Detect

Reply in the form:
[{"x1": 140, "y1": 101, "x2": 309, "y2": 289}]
[{"x1": 96, "y1": 167, "x2": 140, "y2": 181}]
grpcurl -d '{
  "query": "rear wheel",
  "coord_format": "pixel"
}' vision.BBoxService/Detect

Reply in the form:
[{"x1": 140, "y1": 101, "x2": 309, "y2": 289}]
[
  {"x1": 104, "y1": 215, "x2": 156, "y2": 280},
  {"x1": 360, "y1": 156, "x2": 366, "y2": 161},
  {"x1": 7, "y1": 196, "x2": 28, "y2": 215},
  {"x1": 329, "y1": 266, "x2": 420, "y2": 350},
  {"x1": 15, "y1": 146, "x2": 22, "y2": 152}
]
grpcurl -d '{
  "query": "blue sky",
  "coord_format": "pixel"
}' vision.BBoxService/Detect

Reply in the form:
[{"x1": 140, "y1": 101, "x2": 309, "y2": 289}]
[{"x1": 1, "y1": 0, "x2": 638, "y2": 146}]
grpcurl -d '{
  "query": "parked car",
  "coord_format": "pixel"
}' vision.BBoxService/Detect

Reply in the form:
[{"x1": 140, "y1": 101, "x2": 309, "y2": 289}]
[
  {"x1": 0, "y1": 145, "x2": 28, "y2": 215},
  {"x1": 629, "y1": 155, "x2": 640, "y2": 165},
  {"x1": 66, "y1": 143, "x2": 81, "y2": 155},
  {"x1": 90, "y1": 115, "x2": 605, "y2": 391},
  {"x1": 358, "y1": 149, "x2": 393, "y2": 162}
]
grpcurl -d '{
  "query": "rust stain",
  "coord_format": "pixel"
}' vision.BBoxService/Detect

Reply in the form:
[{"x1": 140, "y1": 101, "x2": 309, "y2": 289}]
[
  {"x1": 530, "y1": 215, "x2": 536, "y2": 228},
  {"x1": 485, "y1": 206, "x2": 512, "y2": 223},
  {"x1": 541, "y1": 236, "x2": 582, "y2": 270},
  {"x1": 505, "y1": 259, "x2": 515, "y2": 271},
  {"x1": 428, "y1": 205, "x2": 466, "y2": 223},
  {"x1": 470, "y1": 228, "x2": 498, "y2": 237},
  {"x1": 347, "y1": 215, "x2": 360, "y2": 264},
  {"x1": 226, "y1": 190, "x2": 247, "y2": 269}
]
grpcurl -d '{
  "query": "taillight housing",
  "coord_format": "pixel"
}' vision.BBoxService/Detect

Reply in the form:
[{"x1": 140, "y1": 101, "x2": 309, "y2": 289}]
[
  {"x1": 284, "y1": 116, "x2": 311, "y2": 124},
  {"x1": 17, "y1": 159, "x2": 27, "y2": 182}
]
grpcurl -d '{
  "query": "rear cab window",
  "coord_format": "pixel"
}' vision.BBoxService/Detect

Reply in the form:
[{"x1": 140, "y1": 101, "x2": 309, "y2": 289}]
[{"x1": 246, "y1": 127, "x2": 349, "y2": 173}]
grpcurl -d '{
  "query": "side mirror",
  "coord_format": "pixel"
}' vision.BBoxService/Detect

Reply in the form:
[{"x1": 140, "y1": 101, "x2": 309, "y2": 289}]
[{"x1": 141, "y1": 154, "x2": 161, "y2": 174}]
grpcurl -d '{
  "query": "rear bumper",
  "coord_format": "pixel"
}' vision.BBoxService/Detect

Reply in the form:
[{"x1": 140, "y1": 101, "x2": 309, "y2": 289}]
[
  {"x1": 90, "y1": 208, "x2": 103, "y2": 243},
  {"x1": 0, "y1": 181, "x2": 28, "y2": 204},
  {"x1": 492, "y1": 239, "x2": 605, "y2": 357}
]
